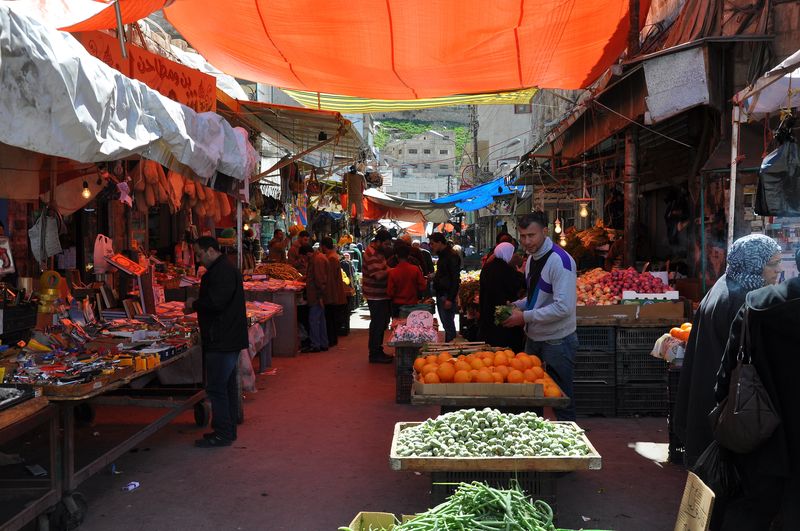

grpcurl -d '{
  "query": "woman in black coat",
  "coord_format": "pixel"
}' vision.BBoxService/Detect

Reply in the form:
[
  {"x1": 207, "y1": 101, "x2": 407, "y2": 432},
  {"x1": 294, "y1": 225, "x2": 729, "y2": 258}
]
[
  {"x1": 477, "y1": 242, "x2": 525, "y2": 351},
  {"x1": 674, "y1": 234, "x2": 781, "y2": 468}
]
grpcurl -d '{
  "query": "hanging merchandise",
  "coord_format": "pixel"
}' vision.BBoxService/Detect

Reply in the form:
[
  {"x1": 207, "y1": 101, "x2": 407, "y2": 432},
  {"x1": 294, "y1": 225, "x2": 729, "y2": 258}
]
[
  {"x1": 364, "y1": 170, "x2": 383, "y2": 188},
  {"x1": 345, "y1": 167, "x2": 365, "y2": 221},
  {"x1": 755, "y1": 115, "x2": 800, "y2": 216},
  {"x1": 0, "y1": 236, "x2": 15, "y2": 275},
  {"x1": 29, "y1": 211, "x2": 63, "y2": 266},
  {"x1": 306, "y1": 168, "x2": 322, "y2": 195},
  {"x1": 92, "y1": 234, "x2": 114, "y2": 274}
]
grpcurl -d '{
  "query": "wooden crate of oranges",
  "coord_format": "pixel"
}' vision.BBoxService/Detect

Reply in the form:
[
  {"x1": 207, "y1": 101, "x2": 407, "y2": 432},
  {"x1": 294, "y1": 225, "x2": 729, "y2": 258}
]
[{"x1": 410, "y1": 349, "x2": 570, "y2": 407}]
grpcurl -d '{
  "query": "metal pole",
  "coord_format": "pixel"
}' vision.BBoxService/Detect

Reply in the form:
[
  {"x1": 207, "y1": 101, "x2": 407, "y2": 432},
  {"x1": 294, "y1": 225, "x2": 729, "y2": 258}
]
[
  {"x1": 727, "y1": 105, "x2": 741, "y2": 249},
  {"x1": 471, "y1": 105, "x2": 480, "y2": 182},
  {"x1": 624, "y1": 128, "x2": 638, "y2": 267},
  {"x1": 628, "y1": 0, "x2": 640, "y2": 56},
  {"x1": 236, "y1": 200, "x2": 243, "y2": 271},
  {"x1": 114, "y1": 0, "x2": 128, "y2": 59}
]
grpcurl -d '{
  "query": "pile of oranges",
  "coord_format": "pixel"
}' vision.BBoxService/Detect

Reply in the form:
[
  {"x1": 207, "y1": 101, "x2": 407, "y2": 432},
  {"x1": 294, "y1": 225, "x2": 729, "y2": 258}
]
[{"x1": 412, "y1": 350, "x2": 563, "y2": 398}]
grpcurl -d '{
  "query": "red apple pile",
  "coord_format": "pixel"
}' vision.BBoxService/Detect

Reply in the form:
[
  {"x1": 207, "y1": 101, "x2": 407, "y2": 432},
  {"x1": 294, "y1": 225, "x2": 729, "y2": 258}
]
[{"x1": 576, "y1": 267, "x2": 668, "y2": 306}]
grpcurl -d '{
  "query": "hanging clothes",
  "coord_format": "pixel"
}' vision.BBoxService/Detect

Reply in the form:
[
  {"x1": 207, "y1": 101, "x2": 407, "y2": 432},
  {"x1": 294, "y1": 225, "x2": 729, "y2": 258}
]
[{"x1": 344, "y1": 170, "x2": 365, "y2": 221}]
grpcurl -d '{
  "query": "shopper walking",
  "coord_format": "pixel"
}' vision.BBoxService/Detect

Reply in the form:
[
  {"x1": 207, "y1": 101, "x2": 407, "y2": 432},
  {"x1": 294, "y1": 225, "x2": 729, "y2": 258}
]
[
  {"x1": 714, "y1": 249, "x2": 800, "y2": 531},
  {"x1": 429, "y1": 232, "x2": 461, "y2": 342},
  {"x1": 387, "y1": 243, "x2": 427, "y2": 315},
  {"x1": 185, "y1": 236, "x2": 248, "y2": 448},
  {"x1": 320, "y1": 237, "x2": 347, "y2": 347},
  {"x1": 502, "y1": 212, "x2": 578, "y2": 421},
  {"x1": 363, "y1": 229, "x2": 393, "y2": 363},
  {"x1": 674, "y1": 234, "x2": 781, "y2": 468},
  {"x1": 299, "y1": 245, "x2": 329, "y2": 352},
  {"x1": 477, "y1": 242, "x2": 525, "y2": 351}
]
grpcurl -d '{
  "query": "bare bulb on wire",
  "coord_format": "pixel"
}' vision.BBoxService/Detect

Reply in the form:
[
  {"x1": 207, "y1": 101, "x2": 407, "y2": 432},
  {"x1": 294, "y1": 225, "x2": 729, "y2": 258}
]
[
  {"x1": 81, "y1": 181, "x2": 91, "y2": 199},
  {"x1": 554, "y1": 219, "x2": 562, "y2": 234},
  {"x1": 559, "y1": 235, "x2": 567, "y2": 246},
  {"x1": 579, "y1": 203, "x2": 589, "y2": 218}
]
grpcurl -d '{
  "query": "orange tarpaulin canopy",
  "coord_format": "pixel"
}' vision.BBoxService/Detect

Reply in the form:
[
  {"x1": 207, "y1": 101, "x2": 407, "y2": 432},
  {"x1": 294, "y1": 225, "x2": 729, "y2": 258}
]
[{"x1": 159, "y1": 0, "x2": 649, "y2": 99}]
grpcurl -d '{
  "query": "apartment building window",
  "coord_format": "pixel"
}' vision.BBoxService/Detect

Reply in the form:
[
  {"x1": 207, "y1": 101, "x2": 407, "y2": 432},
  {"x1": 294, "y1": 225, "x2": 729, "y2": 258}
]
[
  {"x1": 423, "y1": 149, "x2": 431, "y2": 154},
  {"x1": 398, "y1": 149, "x2": 403, "y2": 155},
  {"x1": 439, "y1": 164, "x2": 448, "y2": 169},
  {"x1": 408, "y1": 148, "x2": 418, "y2": 154},
  {"x1": 514, "y1": 104, "x2": 532, "y2": 114},
  {"x1": 439, "y1": 149, "x2": 448, "y2": 155},
  {"x1": 418, "y1": 192, "x2": 434, "y2": 200},
  {"x1": 400, "y1": 192, "x2": 416, "y2": 199},
  {"x1": 423, "y1": 164, "x2": 431, "y2": 169}
]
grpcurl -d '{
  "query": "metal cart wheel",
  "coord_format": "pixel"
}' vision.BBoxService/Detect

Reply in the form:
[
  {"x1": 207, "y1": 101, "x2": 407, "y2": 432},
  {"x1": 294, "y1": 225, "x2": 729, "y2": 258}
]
[{"x1": 194, "y1": 401, "x2": 211, "y2": 427}]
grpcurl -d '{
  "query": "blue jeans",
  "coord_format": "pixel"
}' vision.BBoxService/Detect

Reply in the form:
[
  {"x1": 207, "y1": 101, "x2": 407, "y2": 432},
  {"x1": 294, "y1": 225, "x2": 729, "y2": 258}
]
[
  {"x1": 308, "y1": 302, "x2": 328, "y2": 349},
  {"x1": 205, "y1": 350, "x2": 239, "y2": 441},
  {"x1": 525, "y1": 333, "x2": 578, "y2": 421},
  {"x1": 436, "y1": 296, "x2": 457, "y2": 342},
  {"x1": 366, "y1": 299, "x2": 390, "y2": 357}
]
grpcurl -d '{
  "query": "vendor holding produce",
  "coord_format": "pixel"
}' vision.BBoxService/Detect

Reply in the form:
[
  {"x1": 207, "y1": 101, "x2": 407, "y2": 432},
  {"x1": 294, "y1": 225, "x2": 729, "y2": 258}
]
[
  {"x1": 503, "y1": 212, "x2": 578, "y2": 421},
  {"x1": 477, "y1": 242, "x2": 525, "y2": 351}
]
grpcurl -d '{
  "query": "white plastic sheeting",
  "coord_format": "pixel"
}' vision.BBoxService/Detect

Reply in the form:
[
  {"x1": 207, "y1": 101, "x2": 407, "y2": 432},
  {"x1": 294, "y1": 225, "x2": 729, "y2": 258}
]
[
  {"x1": 737, "y1": 48, "x2": 800, "y2": 120},
  {"x1": 0, "y1": 5, "x2": 257, "y2": 180}
]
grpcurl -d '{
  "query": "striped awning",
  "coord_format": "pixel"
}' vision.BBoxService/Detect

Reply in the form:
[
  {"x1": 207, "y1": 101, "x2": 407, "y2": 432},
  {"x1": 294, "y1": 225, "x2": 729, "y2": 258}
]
[{"x1": 283, "y1": 88, "x2": 538, "y2": 113}]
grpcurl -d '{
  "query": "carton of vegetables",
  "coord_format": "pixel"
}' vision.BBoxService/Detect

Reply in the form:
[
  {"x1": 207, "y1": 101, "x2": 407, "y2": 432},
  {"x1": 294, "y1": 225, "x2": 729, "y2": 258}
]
[{"x1": 494, "y1": 304, "x2": 515, "y2": 325}]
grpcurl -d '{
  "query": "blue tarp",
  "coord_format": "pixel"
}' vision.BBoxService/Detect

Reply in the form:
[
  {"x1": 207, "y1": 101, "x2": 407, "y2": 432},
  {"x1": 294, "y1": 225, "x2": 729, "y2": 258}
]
[{"x1": 432, "y1": 176, "x2": 523, "y2": 211}]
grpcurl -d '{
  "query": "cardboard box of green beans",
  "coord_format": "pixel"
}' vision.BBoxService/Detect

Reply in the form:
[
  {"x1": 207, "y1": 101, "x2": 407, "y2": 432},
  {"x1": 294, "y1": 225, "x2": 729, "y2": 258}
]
[{"x1": 340, "y1": 481, "x2": 612, "y2": 531}]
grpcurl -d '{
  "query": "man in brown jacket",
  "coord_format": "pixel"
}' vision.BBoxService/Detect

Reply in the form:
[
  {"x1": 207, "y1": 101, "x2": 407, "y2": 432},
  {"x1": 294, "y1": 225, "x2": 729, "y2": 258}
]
[
  {"x1": 320, "y1": 237, "x2": 347, "y2": 347},
  {"x1": 299, "y1": 244, "x2": 328, "y2": 352}
]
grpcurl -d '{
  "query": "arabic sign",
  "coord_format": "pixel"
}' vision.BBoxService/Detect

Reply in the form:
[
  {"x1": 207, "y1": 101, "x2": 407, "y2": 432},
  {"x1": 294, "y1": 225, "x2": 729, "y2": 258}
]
[{"x1": 75, "y1": 31, "x2": 216, "y2": 112}]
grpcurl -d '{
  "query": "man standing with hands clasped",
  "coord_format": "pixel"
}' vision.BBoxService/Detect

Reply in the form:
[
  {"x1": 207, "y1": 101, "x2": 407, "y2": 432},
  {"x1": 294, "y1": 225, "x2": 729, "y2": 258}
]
[
  {"x1": 502, "y1": 212, "x2": 578, "y2": 421},
  {"x1": 185, "y1": 236, "x2": 248, "y2": 447}
]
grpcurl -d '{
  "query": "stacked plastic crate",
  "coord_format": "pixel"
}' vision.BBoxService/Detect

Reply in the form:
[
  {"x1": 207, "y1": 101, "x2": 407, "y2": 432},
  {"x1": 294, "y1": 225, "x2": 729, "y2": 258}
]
[
  {"x1": 615, "y1": 327, "x2": 670, "y2": 416},
  {"x1": 573, "y1": 327, "x2": 617, "y2": 416}
]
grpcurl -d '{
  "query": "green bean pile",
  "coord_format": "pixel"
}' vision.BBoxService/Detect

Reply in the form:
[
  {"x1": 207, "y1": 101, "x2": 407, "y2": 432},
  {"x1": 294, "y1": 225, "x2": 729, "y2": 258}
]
[
  {"x1": 339, "y1": 481, "x2": 556, "y2": 531},
  {"x1": 396, "y1": 408, "x2": 590, "y2": 458}
]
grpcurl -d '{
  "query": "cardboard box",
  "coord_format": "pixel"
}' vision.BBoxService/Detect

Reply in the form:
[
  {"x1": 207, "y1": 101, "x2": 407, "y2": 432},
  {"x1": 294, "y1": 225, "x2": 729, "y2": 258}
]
[
  {"x1": 413, "y1": 379, "x2": 544, "y2": 397},
  {"x1": 637, "y1": 301, "x2": 685, "y2": 321},
  {"x1": 674, "y1": 472, "x2": 714, "y2": 531},
  {"x1": 576, "y1": 304, "x2": 637, "y2": 321}
]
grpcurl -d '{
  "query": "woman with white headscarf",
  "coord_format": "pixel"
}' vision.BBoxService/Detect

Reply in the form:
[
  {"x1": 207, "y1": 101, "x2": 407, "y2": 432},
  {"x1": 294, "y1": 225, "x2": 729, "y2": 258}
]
[
  {"x1": 477, "y1": 242, "x2": 526, "y2": 350},
  {"x1": 673, "y1": 233, "x2": 781, "y2": 474}
]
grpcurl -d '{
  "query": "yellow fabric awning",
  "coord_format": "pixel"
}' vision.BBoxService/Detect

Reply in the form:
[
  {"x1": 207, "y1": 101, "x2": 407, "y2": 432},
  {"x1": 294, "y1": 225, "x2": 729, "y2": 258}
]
[{"x1": 283, "y1": 88, "x2": 538, "y2": 113}]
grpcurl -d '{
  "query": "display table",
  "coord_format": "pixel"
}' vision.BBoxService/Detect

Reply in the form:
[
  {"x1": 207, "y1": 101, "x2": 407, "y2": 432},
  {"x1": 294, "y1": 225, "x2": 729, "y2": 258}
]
[{"x1": 0, "y1": 399, "x2": 60, "y2": 531}]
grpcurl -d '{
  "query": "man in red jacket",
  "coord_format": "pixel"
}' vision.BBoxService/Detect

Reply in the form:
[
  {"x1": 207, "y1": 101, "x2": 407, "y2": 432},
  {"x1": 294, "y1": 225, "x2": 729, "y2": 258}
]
[{"x1": 387, "y1": 244, "x2": 427, "y2": 315}]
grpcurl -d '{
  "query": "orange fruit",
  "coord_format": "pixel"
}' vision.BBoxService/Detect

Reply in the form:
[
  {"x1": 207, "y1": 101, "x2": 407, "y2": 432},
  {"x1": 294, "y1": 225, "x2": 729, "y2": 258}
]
[
  {"x1": 494, "y1": 353, "x2": 508, "y2": 366},
  {"x1": 470, "y1": 369, "x2": 479, "y2": 379},
  {"x1": 424, "y1": 372, "x2": 441, "y2": 384},
  {"x1": 436, "y1": 363, "x2": 456, "y2": 383},
  {"x1": 517, "y1": 352, "x2": 527, "y2": 357},
  {"x1": 507, "y1": 369, "x2": 524, "y2": 383},
  {"x1": 544, "y1": 385, "x2": 562, "y2": 397},
  {"x1": 437, "y1": 352, "x2": 453, "y2": 363},
  {"x1": 680, "y1": 322, "x2": 692, "y2": 331},
  {"x1": 469, "y1": 358, "x2": 485, "y2": 370},
  {"x1": 534, "y1": 378, "x2": 546, "y2": 384},
  {"x1": 457, "y1": 354, "x2": 467, "y2": 362},
  {"x1": 454, "y1": 360, "x2": 471, "y2": 372},
  {"x1": 528, "y1": 355, "x2": 542, "y2": 367},
  {"x1": 530, "y1": 366, "x2": 545, "y2": 380},
  {"x1": 421, "y1": 363, "x2": 439, "y2": 375},
  {"x1": 519, "y1": 357, "x2": 533, "y2": 370},
  {"x1": 454, "y1": 370, "x2": 472, "y2": 383},
  {"x1": 510, "y1": 359, "x2": 524, "y2": 371},
  {"x1": 523, "y1": 368, "x2": 538, "y2": 382},
  {"x1": 475, "y1": 369, "x2": 494, "y2": 383},
  {"x1": 413, "y1": 357, "x2": 427, "y2": 373},
  {"x1": 492, "y1": 372, "x2": 504, "y2": 383},
  {"x1": 495, "y1": 365, "x2": 510, "y2": 379},
  {"x1": 425, "y1": 355, "x2": 438, "y2": 365}
]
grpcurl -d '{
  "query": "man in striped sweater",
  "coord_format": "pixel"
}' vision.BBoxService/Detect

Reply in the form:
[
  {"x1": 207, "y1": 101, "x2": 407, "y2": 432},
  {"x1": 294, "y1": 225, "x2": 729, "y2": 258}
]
[
  {"x1": 503, "y1": 212, "x2": 578, "y2": 420},
  {"x1": 363, "y1": 229, "x2": 393, "y2": 363}
]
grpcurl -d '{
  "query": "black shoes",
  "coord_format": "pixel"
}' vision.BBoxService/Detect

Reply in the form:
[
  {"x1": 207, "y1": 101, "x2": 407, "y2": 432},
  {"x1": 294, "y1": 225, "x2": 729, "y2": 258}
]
[
  {"x1": 369, "y1": 353, "x2": 394, "y2": 364},
  {"x1": 202, "y1": 431, "x2": 236, "y2": 442},
  {"x1": 195, "y1": 434, "x2": 233, "y2": 447}
]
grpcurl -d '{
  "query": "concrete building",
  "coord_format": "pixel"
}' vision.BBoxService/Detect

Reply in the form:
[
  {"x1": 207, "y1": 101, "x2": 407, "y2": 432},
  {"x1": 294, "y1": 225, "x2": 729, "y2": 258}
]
[{"x1": 381, "y1": 131, "x2": 457, "y2": 200}]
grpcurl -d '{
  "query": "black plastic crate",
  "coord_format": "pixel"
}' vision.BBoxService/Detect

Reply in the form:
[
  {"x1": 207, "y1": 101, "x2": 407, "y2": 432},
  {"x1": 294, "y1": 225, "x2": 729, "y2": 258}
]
[
  {"x1": 573, "y1": 382, "x2": 616, "y2": 417},
  {"x1": 617, "y1": 350, "x2": 668, "y2": 384},
  {"x1": 394, "y1": 345, "x2": 422, "y2": 375},
  {"x1": 430, "y1": 471, "x2": 557, "y2": 512},
  {"x1": 616, "y1": 383, "x2": 668, "y2": 416},
  {"x1": 616, "y1": 326, "x2": 669, "y2": 351},
  {"x1": 668, "y1": 367, "x2": 682, "y2": 404},
  {"x1": 576, "y1": 326, "x2": 616, "y2": 352},
  {"x1": 574, "y1": 351, "x2": 616, "y2": 383},
  {"x1": 396, "y1": 373, "x2": 414, "y2": 404}
]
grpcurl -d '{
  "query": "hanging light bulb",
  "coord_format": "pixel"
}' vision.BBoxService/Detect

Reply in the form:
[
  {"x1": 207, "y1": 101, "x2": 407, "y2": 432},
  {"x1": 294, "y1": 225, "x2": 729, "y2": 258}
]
[
  {"x1": 559, "y1": 235, "x2": 567, "y2": 246},
  {"x1": 243, "y1": 223, "x2": 250, "y2": 231},
  {"x1": 554, "y1": 218, "x2": 562, "y2": 234},
  {"x1": 579, "y1": 202, "x2": 589, "y2": 218},
  {"x1": 81, "y1": 181, "x2": 91, "y2": 199}
]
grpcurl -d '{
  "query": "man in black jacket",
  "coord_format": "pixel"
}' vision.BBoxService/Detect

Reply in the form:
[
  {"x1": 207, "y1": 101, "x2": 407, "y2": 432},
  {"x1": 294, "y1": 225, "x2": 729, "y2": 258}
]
[
  {"x1": 714, "y1": 252, "x2": 800, "y2": 530},
  {"x1": 185, "y1": 237, "x2": 248, "y2": 447},
  {"x1": 429, "y1": 232, "x2": 460, "y2": 342}
]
